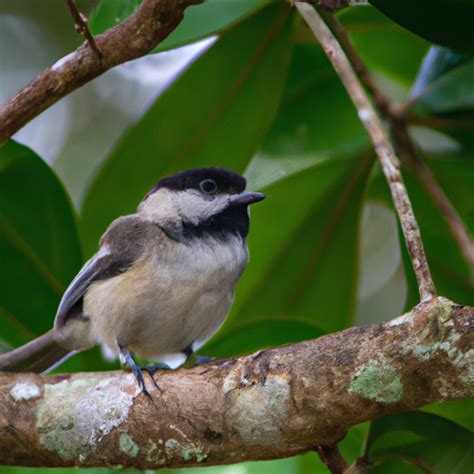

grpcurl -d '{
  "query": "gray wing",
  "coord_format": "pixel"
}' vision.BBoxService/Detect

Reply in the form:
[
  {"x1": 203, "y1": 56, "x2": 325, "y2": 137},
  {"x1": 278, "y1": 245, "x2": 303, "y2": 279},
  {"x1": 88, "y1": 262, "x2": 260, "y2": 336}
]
[
  {"x1": 54, "y1": 249, "x2": 133, "y2": 329},
  {"x1": 54, "y1": 215, "x2": 159, "y2": 329}
]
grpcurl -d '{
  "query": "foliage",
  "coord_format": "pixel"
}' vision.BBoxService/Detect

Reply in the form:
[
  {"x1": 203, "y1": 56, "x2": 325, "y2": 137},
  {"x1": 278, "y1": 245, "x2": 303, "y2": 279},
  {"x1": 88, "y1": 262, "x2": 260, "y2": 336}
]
[{"x1": 0, "y1": 0, "x2": 473, "y2": 472}]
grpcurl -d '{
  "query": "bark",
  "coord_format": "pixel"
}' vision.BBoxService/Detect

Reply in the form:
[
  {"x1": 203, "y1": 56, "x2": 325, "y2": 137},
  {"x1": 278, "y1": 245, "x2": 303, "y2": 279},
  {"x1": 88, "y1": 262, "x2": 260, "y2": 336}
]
[{"x1": 0, "y1": 297, "x2": 472, "y2": 469}]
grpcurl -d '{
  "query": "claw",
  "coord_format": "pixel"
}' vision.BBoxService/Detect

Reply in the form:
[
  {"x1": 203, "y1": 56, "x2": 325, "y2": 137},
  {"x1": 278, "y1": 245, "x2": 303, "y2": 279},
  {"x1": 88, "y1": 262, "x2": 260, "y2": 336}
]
[
  {"x1": 142, "y1": 363, "x2": 171, "y2": 393},
  {"x1": 118, "y1": 344, "x2": 153, "y2": 397},
  {"x1": 194, "y1": 355, "x2": 216, "y2": 366}
]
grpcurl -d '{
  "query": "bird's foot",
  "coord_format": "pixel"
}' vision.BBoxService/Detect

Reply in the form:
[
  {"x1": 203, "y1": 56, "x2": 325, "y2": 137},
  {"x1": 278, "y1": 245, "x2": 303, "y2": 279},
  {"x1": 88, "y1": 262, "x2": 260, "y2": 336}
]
[
  {"x1": 142, "y1": 362, "x2": 172, "y2": 393},
  {"x1": 194, "y1": 355, "x2": 216, "y2": 366},
  {"x1": 119, "y1": 344, "x2": 157, "y2": 397}
]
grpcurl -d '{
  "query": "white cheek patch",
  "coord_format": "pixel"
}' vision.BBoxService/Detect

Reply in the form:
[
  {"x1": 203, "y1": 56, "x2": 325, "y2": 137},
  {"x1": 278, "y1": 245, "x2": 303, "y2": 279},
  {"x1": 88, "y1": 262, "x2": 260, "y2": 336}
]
[
  {"x1": 138, "y1": 188, "x2": 178, "y2": 222},
  {"x1": 138, "y1": 188, "x2": 231, "y2": 227},
  {"x1": 176, "y1": 191, "x2": 229, "y2": 224}
]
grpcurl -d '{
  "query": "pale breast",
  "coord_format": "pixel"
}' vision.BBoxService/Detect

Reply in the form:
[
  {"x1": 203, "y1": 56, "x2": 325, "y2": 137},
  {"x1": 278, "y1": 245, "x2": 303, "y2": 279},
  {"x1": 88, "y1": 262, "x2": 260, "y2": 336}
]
[{"x1": 86, "y1": 235, "x2": 248, "y2": 360}]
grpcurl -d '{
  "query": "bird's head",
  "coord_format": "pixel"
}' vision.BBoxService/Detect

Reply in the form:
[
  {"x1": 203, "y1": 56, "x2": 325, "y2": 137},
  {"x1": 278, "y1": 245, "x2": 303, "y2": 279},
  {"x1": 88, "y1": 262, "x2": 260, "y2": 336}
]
[{"x1": 138, "y1": 168, "x2": 265, "y2": 239}]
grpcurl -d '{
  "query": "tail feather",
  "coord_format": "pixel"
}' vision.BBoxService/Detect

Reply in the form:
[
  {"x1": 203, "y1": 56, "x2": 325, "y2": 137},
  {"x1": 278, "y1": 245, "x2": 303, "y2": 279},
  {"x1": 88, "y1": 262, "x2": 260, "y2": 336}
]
[{"x1": 0, "y1": 330, "x2": 71, "y2": 373}]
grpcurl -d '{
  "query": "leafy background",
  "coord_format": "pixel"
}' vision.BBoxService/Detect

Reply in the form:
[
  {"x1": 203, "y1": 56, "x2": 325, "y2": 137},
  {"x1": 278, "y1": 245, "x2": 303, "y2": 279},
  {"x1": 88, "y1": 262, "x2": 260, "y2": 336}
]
[{"x1": 0, "y1": 0, "x2": 473, "y2": 472}]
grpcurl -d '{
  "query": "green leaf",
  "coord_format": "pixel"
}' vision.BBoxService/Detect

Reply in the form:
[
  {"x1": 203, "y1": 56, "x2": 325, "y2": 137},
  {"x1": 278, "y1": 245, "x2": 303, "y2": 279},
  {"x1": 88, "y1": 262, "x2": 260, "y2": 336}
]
[
  {"x1": 88, "y1": 0, "x2": 142, "y2": 35},
  {"x1": 368, "y1": 157, "x2": 474, "y2": 307},
  {"x1": 0, "y1": 141, "x2": 82, "y2": 345},
  {"x1": 404, "y1": 157, "x2": 474, "y2": 306},
  {"x1": 411, "y1": 46, "x2": 469, "y2": 98},
  {"x1": 156, "y1": 0, "x2": 269, "y2": 53},
  {"x1": 370, "y1": 459, "x2": 427, "y2": 473},
  {"x1": 227, "y1": 154, "x2": 374, "y2": 334},
  {"x1": 339, "y1": 6, "x2": 429, "y2": 87},
  {"x1": 89, "y1": 0, "x2": 268, "y2": 53},
  {"x1": 422, "y1": 399, "x2": 474, "y2": 433},
  {"x1": 367, "y1": 412, "x2": 474, "y2": 474},
  {"x1": 203, "y1": 318, "x2": 324, "y2": 358},
  {"x1": 80, "y1": 4, "x2": 295, "y2": 256},
  {"x1": 411, "y1": 60, "x2": 474, "y2": 114},
  {"x1": 369, "y1": 0, "x2": 474, "y2": 56},
  {"x1": 261, "y1": 43, "x2": 368, "y2": 159}
]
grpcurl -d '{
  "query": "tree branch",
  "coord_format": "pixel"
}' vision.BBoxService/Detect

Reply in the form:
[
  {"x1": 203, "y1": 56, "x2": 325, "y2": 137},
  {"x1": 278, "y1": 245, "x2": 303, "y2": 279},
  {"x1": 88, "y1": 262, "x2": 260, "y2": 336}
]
[
  {"x1": 317, "y1": 445, "x2": 368, "y2": 474},
  {"x1": 295, "y1": 2, "x2": 436, "y2": 302},
  {"x1": 0, "y1": 0, "x2": 203, "y2": 145},
  {"x1": 0, "y1": 297, "x2": 471, "y2": 468},
  {"x1": 321, "y1": 10, "x2": 474, "y2": 274},
  {"x1": 317, "y1": 445, "x2": 350, "y2": 473}
]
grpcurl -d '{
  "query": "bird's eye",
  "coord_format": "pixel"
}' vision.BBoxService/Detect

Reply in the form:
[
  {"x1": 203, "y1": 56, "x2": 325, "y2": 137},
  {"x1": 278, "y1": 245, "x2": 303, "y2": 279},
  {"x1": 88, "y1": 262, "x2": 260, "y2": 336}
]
[{"x1": 199, "y1": 179, "x2": 218, "y2": 194}]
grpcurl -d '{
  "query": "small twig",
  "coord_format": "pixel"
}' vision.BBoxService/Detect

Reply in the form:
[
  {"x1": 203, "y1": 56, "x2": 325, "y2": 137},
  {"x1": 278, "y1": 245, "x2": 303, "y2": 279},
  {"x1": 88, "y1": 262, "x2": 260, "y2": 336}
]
[
  {"x1": 317, "y1": 445, "x2": 368, "y2": 474},
  {"x1": 317, "y1": 445, "x2": 350, "y2": 473},
  {"x1": 65, "y1": 0, "x2": 102, "y2": 61},
  {"x1": 392, "y1": 124, "x2": 474, "y2": 274},
  {"x1": 320, "y1": 9, "x2": 395, "y2": 119},
  {"x1": 404, "y1": 113, "x2": 474, "y2": 131},
  {"x1": 295, "y1": 2, "x2": 436, "y2": 301},
  {"x1": 322, "y1": 12, "x2": 474, "y2": 274}
]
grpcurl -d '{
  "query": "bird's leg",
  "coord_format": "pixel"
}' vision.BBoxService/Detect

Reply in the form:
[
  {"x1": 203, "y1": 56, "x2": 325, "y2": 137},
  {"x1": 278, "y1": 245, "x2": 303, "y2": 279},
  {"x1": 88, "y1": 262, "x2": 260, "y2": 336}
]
[
  {"x1": 183, "y1": 344, "x2": 216, "y2": 366},
  {"x1": 142, "y1": 361, "x2": 171, "y2": 393},
  {"x1": 118, "y1": 343, "x2": 153, "y2": 397},
  {"x1": 195, "y1": 355, "x2": 216, "y2": 365}
]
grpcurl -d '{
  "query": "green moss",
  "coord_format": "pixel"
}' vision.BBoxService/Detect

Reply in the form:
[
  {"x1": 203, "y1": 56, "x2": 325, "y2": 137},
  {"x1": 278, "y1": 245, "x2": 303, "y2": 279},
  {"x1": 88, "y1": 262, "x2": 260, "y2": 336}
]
[
  {"x1": 349, "y1": 360, "x2": 403, "y2": 404},
  {"x1": 436, "y1": 297, "x2": 453, "y2": 323},
  {"x1": 119, "y1": 432, "x2": 139, "y2": 458}
]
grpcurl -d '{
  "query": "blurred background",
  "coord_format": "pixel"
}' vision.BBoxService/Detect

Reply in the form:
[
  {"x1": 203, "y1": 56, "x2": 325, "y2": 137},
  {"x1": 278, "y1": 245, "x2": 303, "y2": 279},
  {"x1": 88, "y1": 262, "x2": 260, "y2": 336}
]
[{"x1": 0, "y1": 0, "x2": 472, "y2": 472}]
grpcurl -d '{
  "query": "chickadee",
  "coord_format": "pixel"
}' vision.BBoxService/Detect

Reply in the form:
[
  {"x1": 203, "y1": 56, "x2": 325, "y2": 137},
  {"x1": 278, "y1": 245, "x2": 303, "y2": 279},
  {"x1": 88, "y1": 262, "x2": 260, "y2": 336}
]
[{"x1": 0, "y1": 168, "x2": 264, "y2": 393}]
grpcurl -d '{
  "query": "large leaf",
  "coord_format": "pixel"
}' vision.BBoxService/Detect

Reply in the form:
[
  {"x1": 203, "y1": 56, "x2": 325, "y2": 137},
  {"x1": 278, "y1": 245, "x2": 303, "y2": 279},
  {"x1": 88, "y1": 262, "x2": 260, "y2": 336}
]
[
  {"x1": 408, "y1": 46, "x2": 474, "y2": 155},
  {"x1": 410, "y1": 46, "x2": 469, "y2": 99},
  {"x1": 81, "y1": 3, "x2": 295, "y2": 255},
  {"x1": 260, "y1": 43, "x2": 368, "y2": 160},
  {"x1": 89, "y1": 0, "x2": 268, "y2": 53},
  {"x1": 203, "y1": 318, "x2": 324, "y2": 358},
  {"x1": 224, "y1": 154, "x2": 374, "y2": 334},
  {"x1": 369, "y1": 0, "x2": 474, "y2": 56},
  {"x1": 338, "y1": 6, "x2": 429, "y2": 88},
  {"x1": 366, "y1": 412, "x2": 474, "y2": 473},
  {"x1": 411, "y1": 60, "x2": 474, "y2": 114},
  {"x1": 422, "y1": 399, "x2": 474, "y2": 433},
  {"x1": 88, "y1": 0, "x2": 141, "y2": 35},
  {"x1": 404, "y1": 157, "x2": 474, "y2": 306},
  {"x1": 368, "y1": 156, "x2": 474, "y2": 308},
  {"x1": 0, "y1": 141, "x2": 82, "y2": 345}
]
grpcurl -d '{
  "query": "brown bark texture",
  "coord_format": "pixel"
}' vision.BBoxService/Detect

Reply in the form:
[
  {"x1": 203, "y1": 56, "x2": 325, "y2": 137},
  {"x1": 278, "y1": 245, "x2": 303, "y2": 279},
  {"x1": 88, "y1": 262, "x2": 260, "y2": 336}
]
[
  {"x1": 0, "y1": 0, "x2": 203, "y2": 145},
  {"x1": 0, "y1": 297, "x2": 472, "y2": 469}
]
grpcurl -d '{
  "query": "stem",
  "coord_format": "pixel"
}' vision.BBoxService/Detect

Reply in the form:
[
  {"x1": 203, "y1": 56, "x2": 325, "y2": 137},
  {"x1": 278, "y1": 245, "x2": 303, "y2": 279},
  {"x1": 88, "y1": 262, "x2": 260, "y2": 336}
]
[
  {"x1": 65, "y1": 0, "x2": 103, "y2": 61},
  {"x1": 295, "y1": 2, "x2": 436, "y2": 301},
  {"x1": 392, "y1": 124, "x2": 474, "y2": 273},
  {"x1": 317, "y1": 445, "x2": 350, "y2": 473},
  {"x1": 322, "y1": 11, "x2": 474, "y2": 275}
]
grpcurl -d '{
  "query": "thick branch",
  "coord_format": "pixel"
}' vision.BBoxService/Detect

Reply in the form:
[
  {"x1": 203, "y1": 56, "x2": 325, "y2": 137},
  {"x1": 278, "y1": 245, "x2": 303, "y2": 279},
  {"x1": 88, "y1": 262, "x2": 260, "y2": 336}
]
[
  {"x1": 0, "y1": 0, "x2": 202, "y2": 144},
  {"x1": 322, "y1": 11, "x2": 474, "y2": 274},
  {"x1": 0, "y1": 297, "x2": 472, "y2": 468},
  {"x1": 296, "y1": 2, "x2": 436, "y2": 302}
]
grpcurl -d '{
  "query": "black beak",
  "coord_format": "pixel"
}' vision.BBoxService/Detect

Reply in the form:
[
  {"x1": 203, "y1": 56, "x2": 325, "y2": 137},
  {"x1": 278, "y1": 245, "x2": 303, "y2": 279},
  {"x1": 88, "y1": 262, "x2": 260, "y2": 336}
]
[{"x1": 229, "y1": 191, "x2": 265, "y2": 207}]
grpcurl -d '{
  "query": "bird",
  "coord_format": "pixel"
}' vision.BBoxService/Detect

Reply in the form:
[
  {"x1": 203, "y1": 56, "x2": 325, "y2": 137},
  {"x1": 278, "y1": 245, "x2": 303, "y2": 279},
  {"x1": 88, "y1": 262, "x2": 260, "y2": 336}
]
[{"x1": 0, "y1": 167, "x2": 265, "y2": 394}]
